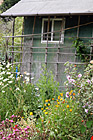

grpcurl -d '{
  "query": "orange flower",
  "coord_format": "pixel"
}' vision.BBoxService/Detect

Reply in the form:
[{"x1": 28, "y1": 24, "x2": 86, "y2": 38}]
[
  {"x1": 69, "y1": 109, "x2": 72, "y2": 112},
  {"x1": 41, "y1": 108, "x2": 43, "y2": 110},
  {"x1": 67, "y1": 105, "x2": 69, "y2": 108},
  {"x1": 44, "y1": 104, "x2": 46, "y2": 106},
  {"x1": 60, "y1": 93, "x2": 63, "y2": 96},
  {"x1": 73, "y1": 93, "x2": 75, "y2": 96},
  {"x1": 48, "y1": 99, "x2": 50, "y2": 101},
  {"x1": 74, "y1": 65, "x2": 76, "y2": 67},
  {"x1": 55, "y1": 105, "x2": 59, "y2": 108},
  {"x1": 57, "y1": 102, "x2": 60, "y2": 105},
  {"x1": 52, "y1": 98, "x2": 54, "y2": 100}
]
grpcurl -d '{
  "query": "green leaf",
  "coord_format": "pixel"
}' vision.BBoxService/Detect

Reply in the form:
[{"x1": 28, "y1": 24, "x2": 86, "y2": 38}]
[
  {"x1": 86, "y1": 121, "x2": 92, "y2": 128},
  {"x1": 80, "y1": 125, "x2": 86, "y2": 133}
]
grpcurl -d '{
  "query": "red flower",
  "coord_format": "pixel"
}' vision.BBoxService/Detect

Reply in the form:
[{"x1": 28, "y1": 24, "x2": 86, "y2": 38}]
[
  {"x1": 91, "y1": 136, "x2": 93, "y2": 140},
  {"x1": 81, "y1": 120, "x2": 84, "y2": 122}
]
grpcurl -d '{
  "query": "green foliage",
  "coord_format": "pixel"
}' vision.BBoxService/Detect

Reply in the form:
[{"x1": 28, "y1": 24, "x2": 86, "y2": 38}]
[
  {"x1": 0, "y1": 0, "x2": 20, "y2": 12},
  {"x1": 36, "y1": 65, "x2": 59, "y2": 106},
  {"x1": 36, "y1": 92, "x2": 83, "y2": 140},
  {"x1": 72, "y1": 38, "x2": 90, "y2": 62},
  {"x1": 64, "y1": 61, "x2": 93, "y2": 139},
  {"x1": 0, "y1": 62, "x2": 41, "y2": 120}
]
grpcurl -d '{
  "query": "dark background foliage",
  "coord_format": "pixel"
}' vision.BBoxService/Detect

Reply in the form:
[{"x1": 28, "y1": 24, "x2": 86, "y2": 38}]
[{"x1": 0, "y1": 0, "x2": 20, "y2": 12}]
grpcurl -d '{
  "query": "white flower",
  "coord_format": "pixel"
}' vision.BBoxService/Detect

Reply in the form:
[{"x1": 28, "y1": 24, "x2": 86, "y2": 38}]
[
  {"x1": 8, "y1": 81, "x2": 13, "y2": 83},
  {"x1": 2, "y1": 90, "x2": 5, "y2": 93},
  {"x1": 35, "y1": 88, "x2": 39, "y2": 90},
  {"x1": 31, "y1": 77, "x2": 34, "y2": 80},
  {"x1": 6, "y1": 62, "x2": 10, "y2": 68},
  {"x1": 7, "y1": 72, "x2": 11, "y2": 75},
  {"x1": 0, "y1": 71, "x2": 5, "y2": 75},
  {"x1": 16, "y1": 87, "x2": 20, "y2": 91},
  {"x1": 3, "y1": 78, "x2": 9, "y2": 82},
  {"x1": 0, "y1": 77, "x2": 3, "y2": 80},
  {"x1": 25, "y1": 76, "x2": 29, "y2": 82},
  {"x1": 24, "y1": 90, "x2": 26, "y2": 92},
  {"x1": 8, "y1": 74, "x2": 13, "y2": 78}
]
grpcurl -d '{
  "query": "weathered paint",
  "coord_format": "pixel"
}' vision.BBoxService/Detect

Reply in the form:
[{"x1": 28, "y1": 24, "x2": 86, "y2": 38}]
[{"x1": 23, "y1": 15, "x2": 93, "y2": 89}]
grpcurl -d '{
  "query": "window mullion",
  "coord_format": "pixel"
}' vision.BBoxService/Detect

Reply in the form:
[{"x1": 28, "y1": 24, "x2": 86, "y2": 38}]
[{"x1": 51, "y1": 20, "x2": 54, "y2": 41}]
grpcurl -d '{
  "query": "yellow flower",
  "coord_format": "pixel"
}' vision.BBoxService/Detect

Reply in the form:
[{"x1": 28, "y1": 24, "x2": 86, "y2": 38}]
[
  {"x1": 69, "y1": 90, "x2": 73, "y2": 95},
  {"x1": 58, "y1": 96, "x2": 60, "y2": 100},
  {"x1": 22, "y1": 117, "x2": 24, "y2": 119},
  {"x1": 67, "y1": 105, "x2": 69, "y2": 108},
  {"x1": 70, "y1": 96, "x2": 72, "y2": 99},
  {"x1": 30, "y1": 112, "x2": 33, "y2": 115},
  {"x1": 55, "y1": 105, "x2": 59, "y2": 108},
  {"x1": 57, "y1": 102, "x2": 60, "y2": 105},
  {"x1": 44, "y1": 104, "x2": 46, "y2": 106},
  {"x1": 45, "y1": 100, "x2": 48, "y2": 102},
  {"x1": 48, "y1": 103, "x2": 50, "y2": 106},
  {"x1": 45, "y1": 112, "x2": 48, "y2": 115},
  {"x1": 57, "y1": 100, "x2": 58, "y2": 102},
  {"x1": 46, "y1": 107, "x2": 48, "y2": 109},
  {"x1": 41, "y1": 108, "x2": 43, "y2": 110},
  {"x1": 63, "y1": 109, "x2": 65, "y2": 111},
  {"x1": 70, "y1": 109, "x2": 72, "y2": 112},
  {"x1": 60, "y1": 93, "x2": 63, "y2": 96},
  {"x1": 60, "y1": 98, "x2": 63, "y2": 101},
  {"x1": 43, "y1": 110, "x2": 46, "y2": 112}
]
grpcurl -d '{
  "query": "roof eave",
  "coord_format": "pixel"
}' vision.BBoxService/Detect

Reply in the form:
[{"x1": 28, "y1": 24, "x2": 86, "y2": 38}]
[{"x1": 1, "y1": 12, "x2": 93, "y2": 17}]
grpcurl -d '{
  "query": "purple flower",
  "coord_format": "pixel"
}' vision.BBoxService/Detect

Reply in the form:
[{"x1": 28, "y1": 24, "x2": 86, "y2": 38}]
[
  {"x1": 82, "y1": 105, "x2": 85, "y2": 108},
  {"x1": 85, "y1": 109, "x2": 88, "y2": 113},
  {"x1": 78, "y1": 74, "x2": 82, "y2": 78}
]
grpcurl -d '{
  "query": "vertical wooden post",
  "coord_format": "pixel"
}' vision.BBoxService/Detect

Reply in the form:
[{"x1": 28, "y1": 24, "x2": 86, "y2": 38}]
[
  {"x1": 45, "y1": 16, "x2": 50, "y2": 68},
  {"x1": 56, "y1": 18, "x2": 63, "y2": 81},
  {"x1": 75, "y1": 16, "x2": 80, "y2": 62},
  {"x1": 12, "y1": 17, "x2": 15, "y2": 66},
  {"x1": 20, "y1": 17, "x2": 24, "y2": 74},
  {"x1": 30, "y1": 16, "x2": 36, "y2": 83}
]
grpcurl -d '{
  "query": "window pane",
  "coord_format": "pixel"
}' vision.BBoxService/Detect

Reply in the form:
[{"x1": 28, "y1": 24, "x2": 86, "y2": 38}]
[
  {"x1": 53, "y1": 20, "x2": 62, "y2": 41},
  {"x1": 43, "y1": 20, "x2": 52, "y2": 41}
]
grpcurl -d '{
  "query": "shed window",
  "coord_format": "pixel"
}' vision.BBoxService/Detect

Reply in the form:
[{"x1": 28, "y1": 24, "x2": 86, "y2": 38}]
[{"x1": 41, "y1": 18, "x2": 65, "y2": 44}]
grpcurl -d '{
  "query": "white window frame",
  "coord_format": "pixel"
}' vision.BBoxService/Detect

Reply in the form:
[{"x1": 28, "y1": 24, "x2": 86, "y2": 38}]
[{"x1": 41, "y1": 18, "x2": 65, "y2": 44}]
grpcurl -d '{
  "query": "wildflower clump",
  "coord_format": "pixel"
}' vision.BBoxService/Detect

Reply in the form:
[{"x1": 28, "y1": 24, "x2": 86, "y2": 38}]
[{"x1": 38, "y1": 91, "x2": 83, "y2": 140}]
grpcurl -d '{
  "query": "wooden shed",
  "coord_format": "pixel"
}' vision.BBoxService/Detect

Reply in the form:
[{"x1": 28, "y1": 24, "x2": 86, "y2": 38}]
[{"x1": 1, "y1": 0, "x2": 93, "y2": 88}]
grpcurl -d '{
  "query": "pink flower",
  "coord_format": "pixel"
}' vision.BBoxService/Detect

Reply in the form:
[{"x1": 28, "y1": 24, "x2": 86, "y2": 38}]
[
  {"x1": 86, "y1": 79, "x2": 91, "y2": 84},
  {"x1": 78, "y1": 74, "x2": 82, "y2": 78},
  {"x1": 66, "y1": 92, "x2": 69, "y2": 98},
  {"x1": 66, "y1": 75, "x2": 70, "y2": 80},
  {"x1": 10, "y1": 120, "x2": 13, "y2": 123}
]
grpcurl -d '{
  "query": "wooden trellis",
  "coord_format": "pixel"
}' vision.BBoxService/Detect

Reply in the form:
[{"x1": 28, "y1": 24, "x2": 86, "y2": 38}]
[{"x1": 3, "y1": 16, "x2": 93, "y2": 89}]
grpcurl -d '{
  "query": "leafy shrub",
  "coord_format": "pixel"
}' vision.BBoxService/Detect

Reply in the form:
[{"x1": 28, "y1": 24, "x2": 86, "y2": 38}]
[{"x1": 36, "y1": 65, "x2": 59, "y2": 106}]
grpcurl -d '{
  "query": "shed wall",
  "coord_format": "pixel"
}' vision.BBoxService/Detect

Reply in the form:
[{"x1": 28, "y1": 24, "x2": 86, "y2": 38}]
[{"x1": 22, "y1": 15, "x2": 93, "y2": 89}]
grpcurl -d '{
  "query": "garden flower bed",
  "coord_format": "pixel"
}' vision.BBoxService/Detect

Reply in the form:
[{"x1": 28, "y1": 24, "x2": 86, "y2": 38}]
[{"x1": 0, "y1": 61, "x2": 93, "y2": 140}]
